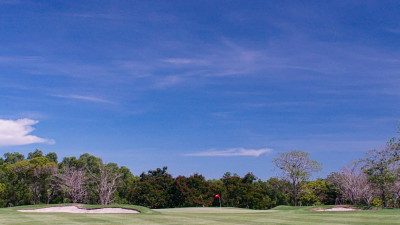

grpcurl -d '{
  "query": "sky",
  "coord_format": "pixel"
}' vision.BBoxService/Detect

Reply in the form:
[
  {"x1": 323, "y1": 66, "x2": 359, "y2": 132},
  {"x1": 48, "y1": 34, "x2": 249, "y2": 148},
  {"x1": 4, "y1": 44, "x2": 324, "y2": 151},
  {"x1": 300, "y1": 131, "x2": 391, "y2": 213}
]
[{"x1": 0, "y1": 0, "x2": 399, "y2": 180}]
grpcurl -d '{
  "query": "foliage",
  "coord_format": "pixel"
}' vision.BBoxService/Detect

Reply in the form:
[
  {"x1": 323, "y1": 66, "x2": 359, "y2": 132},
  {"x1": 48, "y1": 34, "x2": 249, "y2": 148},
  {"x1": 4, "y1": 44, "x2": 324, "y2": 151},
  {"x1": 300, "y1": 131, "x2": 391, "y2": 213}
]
[
  {"x1": 55, "y1": 165, "x2": 87, "y2": 203},
  {"x1": 93, "y1": 162, "x2": 122, "y2": 205},
  {"x1": 371, "y1": 198, "x2": 383, "y2": 207},
  {"x1": 273, "y1": 150, "x2": 321, "y2": 206},
  {"x1": 0, "y1": 134, "x2": 398, "y2": 210},
  {"x1": 265, "y1": 177, "x2": 291, "y2": 206},
  {"x1": 130, "y1": 167, "x2": 177, "y2": 208},
  {"x1": 299, "y1": 179, "x2": 329, "y2": 206},
  {"x1": 175, "y1": 173, "x2": 213, "y2": 207},
  {"x1": 3, "y1": 152, "x2": 25, "y2": 164},
  {"x1": 363, "y1": 140, "x2": 400, "y2": 207}
]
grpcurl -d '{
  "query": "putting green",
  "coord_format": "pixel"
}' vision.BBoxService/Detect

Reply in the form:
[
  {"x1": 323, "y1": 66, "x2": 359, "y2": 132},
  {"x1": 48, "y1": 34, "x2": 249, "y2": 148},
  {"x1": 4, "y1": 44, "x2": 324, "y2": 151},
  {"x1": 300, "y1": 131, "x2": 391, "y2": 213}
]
[{"x1": 154, "y1": 207, "x2": 274, "y2": 213}]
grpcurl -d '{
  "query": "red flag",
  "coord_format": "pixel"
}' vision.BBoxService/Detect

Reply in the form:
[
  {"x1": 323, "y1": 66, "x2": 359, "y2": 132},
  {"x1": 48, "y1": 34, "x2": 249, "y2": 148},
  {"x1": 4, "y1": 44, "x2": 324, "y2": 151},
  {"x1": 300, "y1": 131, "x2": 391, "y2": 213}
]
[{"x1": 215, "y1": 193, "x2": 220, "y2": 198}]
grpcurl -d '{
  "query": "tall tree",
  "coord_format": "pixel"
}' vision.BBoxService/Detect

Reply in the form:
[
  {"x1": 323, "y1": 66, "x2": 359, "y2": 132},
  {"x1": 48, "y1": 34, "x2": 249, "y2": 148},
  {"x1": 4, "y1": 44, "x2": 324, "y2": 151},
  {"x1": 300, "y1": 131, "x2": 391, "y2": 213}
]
[
  {"x1": 132, "y1": 167, "x2": 176, "y2": 208},
  {"x1": 265, "y1": 177, "x2": 291, "y2": 206},
  {"x1": 273, "y1": 150, "x2": 321, "y2": 206},
  {"x1": 45, "y1": 152, "x2": 58, "y2": 164},
  {"x1": 115, "y1": 166, "x2": 137, "y2": 204},
  {"x1": 332, "y1": 161, "x2": 373, "y2": 205},
  {"x1": 55, "y1": 165, "x2": 88, "y2": 203},
  {"x1": 7, "y1": 157, "x2": 57, "y2": 204},
  {"x1": 175, "y1": 174, "x2": 213, "y2": 207},
  {"x1": 363, "y1": 140, "x2": 400, "y2": 207},
  {"x1": 92, "y1": 163, "x2": 122, "y2": 205},
  {"x1": 4, "y1": 152, "x2": 25, "y2": 164},
  {"x1": 27, "y1": 149, "x2": 44, "y2": 159}
]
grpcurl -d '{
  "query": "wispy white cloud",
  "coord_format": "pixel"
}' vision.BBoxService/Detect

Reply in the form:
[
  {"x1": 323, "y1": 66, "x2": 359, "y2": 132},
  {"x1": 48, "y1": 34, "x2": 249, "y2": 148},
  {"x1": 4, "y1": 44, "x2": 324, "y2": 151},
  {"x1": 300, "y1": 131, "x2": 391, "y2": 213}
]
[
  {"x1": 185, "y1": 147, "x2": 273, "y2": 157},
  {"x1": 384, "y1": 28, "x2": 400, "y2": 35},
  {"x1": 210, "y1": 111, "x2": 234, "y2": 118},
  {"x1": 66, "y1": 13, "x2": 120, "y2": 20},
  {"x1": 54, "y1": 94, "x2": 113, "y2": 104},
  {"x1": 0, "y1": 118, "x2": 54, "y2": 146},
  {"x1": 151, "y1": 75, "x2": 182, "y2": 89},
  {"x1": 162, "y1": 58, "x2": 209, "y2": 65},
  {"x1": 1, "y1": 22, "x2": 399, "y2": 97},
  {"x1": 0, "y1": 0, "x2": 21, "y2": 4},
  {"x1": 0, "y1": 55, "x2": 42, "y2": 64}
]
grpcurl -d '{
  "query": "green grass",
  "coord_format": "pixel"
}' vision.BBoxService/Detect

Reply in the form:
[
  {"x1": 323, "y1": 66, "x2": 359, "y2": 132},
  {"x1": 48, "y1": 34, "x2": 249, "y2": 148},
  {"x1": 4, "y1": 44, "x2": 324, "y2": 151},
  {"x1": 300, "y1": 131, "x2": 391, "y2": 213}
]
[{"x1": 0, "y1": 204, "x2": 399, "y2": 224}]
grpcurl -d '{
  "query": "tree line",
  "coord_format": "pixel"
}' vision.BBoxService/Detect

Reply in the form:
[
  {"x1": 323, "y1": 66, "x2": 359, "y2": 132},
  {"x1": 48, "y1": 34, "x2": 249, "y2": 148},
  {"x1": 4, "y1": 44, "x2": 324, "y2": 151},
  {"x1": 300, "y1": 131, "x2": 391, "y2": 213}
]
[
  {"x1": 0, "y1": 131, "x2": 398, "y2": 209},
  {"x1": 0, "y1": 149, "x2": 329, "y2": 209}
]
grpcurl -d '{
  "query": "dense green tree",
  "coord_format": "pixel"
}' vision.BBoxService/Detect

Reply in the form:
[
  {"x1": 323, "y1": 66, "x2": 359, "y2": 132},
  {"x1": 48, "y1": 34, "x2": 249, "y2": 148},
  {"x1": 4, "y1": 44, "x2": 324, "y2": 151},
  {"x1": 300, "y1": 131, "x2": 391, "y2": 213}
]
[
  {"x1": 273, "y1": 151, "x2": 321, "y2": 206},
  {"x1": 1, "y1": 146, "x2": 398, "y2": 209},
  {"x1": 131, "y1": 167, "x2": 177, "y2": 208},
  {"x1": 219, "y1": 172, "x2": 272, "y2": 209},
  {"x1": 299, "y1": 180, "x2": 329, "y2": 206},
  {"x1": 221, "y1": 172, "x2": 243, "y2": 207},
  {"x1": 79, "y1": 153, "x2": 103, "y2": 172},
  {"x1": 45, "y1": 152, "x2": 58, "y2": 164},
  {"x1": 76, "y1": 153, "x2": 103, "y2": 204},
  {"x1": 363, "y1": 140, "x2": 399, "y2": 207},
  {"x1": 209, "y1": 179, "x2": 224, "y2": 206},
  {"x1": 175, "y1": 174, "x2": 213, "y2": 207},
  {"x1": 4, "y1": 152, "x2": 25, "y2": 164},
  {"x1": 27, "y1": 149, "x2": 44, "y2": 159},
  {"x1": 3, "y1": 156, "x2": 56, "y2": 205},
  {"x1": 59, "y1": 156, "x2": 85, "y2": 169},
  {"x1": 251, "y1": 180, "x2": 274, "y2": 209},
  {"x1": 265, "y1": 177, "x2": 291, "y2": 206},
  {"x1": 0, "y1": 182, "x2": 6, "y2": 206},
  {"x1": 116, "y1": 166, "x2": 138, "y2": 204},
  {"x1": 27, "y1": 157, "x2": 57, "y2": 204}
]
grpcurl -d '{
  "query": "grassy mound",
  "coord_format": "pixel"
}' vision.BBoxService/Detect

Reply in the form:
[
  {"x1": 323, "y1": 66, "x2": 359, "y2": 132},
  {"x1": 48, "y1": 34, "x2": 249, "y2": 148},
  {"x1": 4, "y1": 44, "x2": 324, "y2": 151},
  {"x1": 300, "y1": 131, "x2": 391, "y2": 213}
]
[
  {"x1": 79, "y1": 204, "x2": 156, "y2": 214},
  {"x1": 12, "y1": 203, "x2": 156, "y2": 214},
  {"x1": 271, "y1": 205, "x2": 311, "y2": 211},
  {"x1": 153, "y1": 207, "x2": 271, "y2": 214}
]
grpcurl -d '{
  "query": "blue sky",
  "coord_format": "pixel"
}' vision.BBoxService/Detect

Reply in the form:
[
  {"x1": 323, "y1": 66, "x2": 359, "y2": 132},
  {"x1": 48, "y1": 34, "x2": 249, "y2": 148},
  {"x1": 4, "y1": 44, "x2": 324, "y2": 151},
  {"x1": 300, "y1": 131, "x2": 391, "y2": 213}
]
[{"x1": 0, "y1": 0, "x2": 399, "y2": 180}]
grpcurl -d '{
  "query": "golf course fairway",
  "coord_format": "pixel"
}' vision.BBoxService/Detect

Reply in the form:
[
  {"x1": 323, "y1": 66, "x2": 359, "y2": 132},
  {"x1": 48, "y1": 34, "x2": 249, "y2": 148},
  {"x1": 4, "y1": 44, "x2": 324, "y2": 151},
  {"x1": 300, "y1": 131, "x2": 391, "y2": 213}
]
[{"x1": 1, "y1": 204, "x2": 399, "y2": 224}]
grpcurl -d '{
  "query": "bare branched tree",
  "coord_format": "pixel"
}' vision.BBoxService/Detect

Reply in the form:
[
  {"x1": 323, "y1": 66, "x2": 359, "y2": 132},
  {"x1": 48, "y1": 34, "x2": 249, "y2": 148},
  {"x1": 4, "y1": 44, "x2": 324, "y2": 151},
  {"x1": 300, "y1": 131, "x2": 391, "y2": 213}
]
[
  {"x1": 339, "y1": 161, "x2": 373, "y2": 205},
  {"x1": 391, "y1": 181, "x2": 400, "y2": 207},
  {"x1": 389, "y1": 160, "x2": 400, "y2": 207},
  {"x1": 55, "y1": 165, "x2": 88, "y2": 203},
  {"x1": 93, "y1": 163, "x2": 122, "y2": 205}
]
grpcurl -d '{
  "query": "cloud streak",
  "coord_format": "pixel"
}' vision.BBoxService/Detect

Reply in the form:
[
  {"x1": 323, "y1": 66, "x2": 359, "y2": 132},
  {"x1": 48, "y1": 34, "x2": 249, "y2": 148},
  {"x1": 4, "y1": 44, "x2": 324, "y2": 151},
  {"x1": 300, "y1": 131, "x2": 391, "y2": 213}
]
[
  {"x1": 54, "y1": 94, "x2": 113, "y2": 104},
  {"x1": 162, "y1": 58, "x2": 209, "y2": 65},
  {"x1": 185, "y1": 147, "x2": 272, "y2": 157},
  {"x1": 0, "y1": 118, "x2": 54, "y2": 146}
]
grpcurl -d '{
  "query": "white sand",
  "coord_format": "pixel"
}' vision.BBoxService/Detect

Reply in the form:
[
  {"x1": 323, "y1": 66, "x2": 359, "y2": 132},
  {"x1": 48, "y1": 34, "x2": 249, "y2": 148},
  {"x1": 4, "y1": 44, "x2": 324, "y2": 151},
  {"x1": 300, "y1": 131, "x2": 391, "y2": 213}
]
[
  {"x1": 314, "y1": 207, "x2": 360, "y2": 212},
  {"x1": 18, "y1": 206, "x2": 139, "y2": 214}
]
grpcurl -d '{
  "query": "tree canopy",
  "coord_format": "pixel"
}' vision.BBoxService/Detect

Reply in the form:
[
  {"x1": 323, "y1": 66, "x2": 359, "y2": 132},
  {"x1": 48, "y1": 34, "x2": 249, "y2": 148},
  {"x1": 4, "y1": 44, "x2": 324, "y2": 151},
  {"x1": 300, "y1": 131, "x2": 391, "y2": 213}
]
[{"x1": 273, "y1": 150, "x2": 321, "y2": 206}]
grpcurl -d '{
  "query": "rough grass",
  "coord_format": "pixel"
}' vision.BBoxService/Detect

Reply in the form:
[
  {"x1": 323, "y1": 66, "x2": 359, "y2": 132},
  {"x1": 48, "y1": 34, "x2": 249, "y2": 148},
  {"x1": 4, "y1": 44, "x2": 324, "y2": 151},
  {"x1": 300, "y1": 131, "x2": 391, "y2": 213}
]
[{"x1": 1, "y1": 204, "x2": 399, "y2": 224}]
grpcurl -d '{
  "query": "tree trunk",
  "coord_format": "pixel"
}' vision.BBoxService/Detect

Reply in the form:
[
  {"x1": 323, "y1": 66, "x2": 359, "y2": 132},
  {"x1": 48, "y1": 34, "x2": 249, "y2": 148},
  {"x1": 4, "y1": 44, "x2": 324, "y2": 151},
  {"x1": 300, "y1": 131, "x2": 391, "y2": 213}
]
[
  {"x1": 382, "y1": 188, "x2": 387, "y2": 207},
  {"x1": 293, "y1": 181, "x2": 297, "y2": 206}
]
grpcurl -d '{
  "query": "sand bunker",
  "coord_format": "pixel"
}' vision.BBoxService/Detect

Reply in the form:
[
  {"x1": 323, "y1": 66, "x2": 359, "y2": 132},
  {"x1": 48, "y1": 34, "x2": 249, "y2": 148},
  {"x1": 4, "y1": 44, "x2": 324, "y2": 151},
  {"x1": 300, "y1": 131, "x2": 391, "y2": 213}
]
[
  {"x1": 313, "y1": 206, "x2": 361, "y2": 212},
  {"x1": 18, "y1": 206, "x2": 139, "y2": 214}
]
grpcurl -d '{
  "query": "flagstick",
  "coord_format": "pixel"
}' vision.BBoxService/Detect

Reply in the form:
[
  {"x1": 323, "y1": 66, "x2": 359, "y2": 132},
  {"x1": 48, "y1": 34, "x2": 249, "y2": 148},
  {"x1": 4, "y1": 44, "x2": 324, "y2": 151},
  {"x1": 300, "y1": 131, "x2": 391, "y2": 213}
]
[{"x1": 219, "y1": 196, "x2": 221, "y2": 208}]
